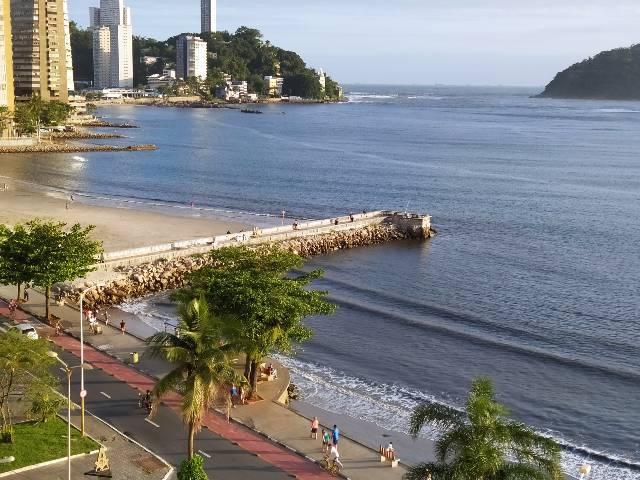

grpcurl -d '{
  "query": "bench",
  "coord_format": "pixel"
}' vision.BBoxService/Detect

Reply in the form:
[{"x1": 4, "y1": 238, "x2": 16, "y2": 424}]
[{"x1": 379, "y1": 445, "x2": 399, "y2": 468}]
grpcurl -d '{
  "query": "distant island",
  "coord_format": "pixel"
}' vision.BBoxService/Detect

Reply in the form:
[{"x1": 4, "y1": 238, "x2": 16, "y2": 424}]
[
  {"x1": 537, "y1": 44, "x2": 640, "y2": 100},
  {"x1": 71, "y1": 23, "x2": 341, "y2": 101}
]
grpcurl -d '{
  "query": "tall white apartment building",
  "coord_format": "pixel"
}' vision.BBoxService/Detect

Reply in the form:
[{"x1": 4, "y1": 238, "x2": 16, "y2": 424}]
[
  {"x1": 201, "y1": 0, "x2": 216, "y2": 33},
  {"x1": 176, "y1": 35, "x2": 207, "y2": 80},
  {"x1": 63, "y1": 0, "x2": 74, "y2": 90},
  {"x1": 90, "y1": 0, "x2": 133, "y2": 88}
]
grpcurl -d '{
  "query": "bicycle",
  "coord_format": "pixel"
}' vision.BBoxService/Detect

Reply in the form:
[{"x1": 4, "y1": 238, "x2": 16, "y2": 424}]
[{"x1": 319, "y1": 452, "x2": 341, "y2": 477}]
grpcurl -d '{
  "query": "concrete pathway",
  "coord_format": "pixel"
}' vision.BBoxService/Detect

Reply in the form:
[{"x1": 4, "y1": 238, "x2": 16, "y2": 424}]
[{"x1": 0, "y1": 285, "x2": 408, "y2": 480}]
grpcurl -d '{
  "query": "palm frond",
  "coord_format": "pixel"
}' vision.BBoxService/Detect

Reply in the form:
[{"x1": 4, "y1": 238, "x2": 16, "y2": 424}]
[
  {"x1": 409, "y1": 402, "x2": 464, "y2": 437},
  {"x1": 404, "y1": 462, "x2": 450, "y2": 480}
]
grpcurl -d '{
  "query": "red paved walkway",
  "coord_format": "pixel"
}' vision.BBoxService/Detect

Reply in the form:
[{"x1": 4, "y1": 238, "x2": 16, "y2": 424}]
[{"x1": 51, "y1": 334, "x2": 332, "y2": 480}]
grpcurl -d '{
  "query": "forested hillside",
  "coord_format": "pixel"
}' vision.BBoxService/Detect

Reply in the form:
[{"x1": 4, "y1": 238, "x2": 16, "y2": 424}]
[
  {"x1": 539, "y1": 44, "x2": 640, "y2": 100},
  {"x1": 71, "y1": 24, "x2": 340, "y2": 100}
]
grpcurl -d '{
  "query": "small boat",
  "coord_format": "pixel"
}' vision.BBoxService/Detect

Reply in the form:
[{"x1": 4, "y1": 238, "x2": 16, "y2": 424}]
[{"x1": 240, "y1": 109, "x2": 263, "y2": 114}]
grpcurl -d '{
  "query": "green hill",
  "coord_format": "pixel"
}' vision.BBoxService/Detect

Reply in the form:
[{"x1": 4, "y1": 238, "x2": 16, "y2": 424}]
[
  {"x1": 70, "y1": 23, "x2": 341, "y2": 100},
  {"x1": 538, "y1": 44, "x2": 640, "y2": 100}
]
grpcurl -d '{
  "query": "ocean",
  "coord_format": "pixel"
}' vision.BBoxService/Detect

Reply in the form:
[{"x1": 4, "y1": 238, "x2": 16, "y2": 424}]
[{"x1": 2, "y1": 85, "x2": 639, "y2": 479}]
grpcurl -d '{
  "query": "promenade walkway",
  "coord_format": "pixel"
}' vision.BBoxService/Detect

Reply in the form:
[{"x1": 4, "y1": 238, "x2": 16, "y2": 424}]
[{"x1": 0, "y1": 286, "x2": 407, "y2": 480}]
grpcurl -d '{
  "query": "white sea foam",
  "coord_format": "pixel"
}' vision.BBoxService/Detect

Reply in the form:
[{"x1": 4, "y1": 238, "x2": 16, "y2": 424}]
[
  {"x1": 595, "y1": 108, "x2": 640, "y2": 114},
  {"x1": 277, "y1": 354, "x2": 640, "y2": 480}
]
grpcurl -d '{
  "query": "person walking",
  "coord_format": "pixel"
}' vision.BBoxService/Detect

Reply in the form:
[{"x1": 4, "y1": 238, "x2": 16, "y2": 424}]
[
  {"x1": 322, "y1": 429, "x2": 331, "y2": 453},
  {"x1": 102, "y1": 309, "x2": 110, "y2": 326},
  {"x1": 23, "y1": 286, "x2": 29, "y2": 302},
  {"x1": 311, "y1": 417, "x2": 319, "y2": 439},
  {"x1": 230, "y1": 384, "x2": 238, "y2": 408},
  {"x1": 332, "y1": 424, "x2": 340, "y2": 446},
  {"x1": 120, "y1": 319, "x2": 126, "y2": 335}
]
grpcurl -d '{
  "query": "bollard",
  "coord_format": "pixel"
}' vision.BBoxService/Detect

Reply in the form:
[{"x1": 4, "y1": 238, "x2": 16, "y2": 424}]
[{"x1": 131, "y1": 352, "x2": 139, "y2": 364}]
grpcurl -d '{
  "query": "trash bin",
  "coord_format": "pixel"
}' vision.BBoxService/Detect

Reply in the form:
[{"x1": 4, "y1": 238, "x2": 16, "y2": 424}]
[{"x1": 130, "y1": 352, "x2": 139, "y2": 364}]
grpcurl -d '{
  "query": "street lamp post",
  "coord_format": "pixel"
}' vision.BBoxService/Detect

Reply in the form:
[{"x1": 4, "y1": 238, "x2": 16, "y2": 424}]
[
  {"x1": 78, "y1": 284, "x2": 103, "y2": 436},
  {"x1": 47, "y1": 351, "x2": 93, "y2": 480}
]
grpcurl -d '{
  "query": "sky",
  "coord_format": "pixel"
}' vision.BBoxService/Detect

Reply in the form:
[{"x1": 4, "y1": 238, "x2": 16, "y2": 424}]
[{"x1": 70, "y1": 1, "x2": 640, "y2": 86}]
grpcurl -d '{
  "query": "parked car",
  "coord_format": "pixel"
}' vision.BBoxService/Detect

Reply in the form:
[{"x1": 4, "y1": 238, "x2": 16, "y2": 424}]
[{"x1": 9, "y1": 324, "x2": 39, "y2": 340}]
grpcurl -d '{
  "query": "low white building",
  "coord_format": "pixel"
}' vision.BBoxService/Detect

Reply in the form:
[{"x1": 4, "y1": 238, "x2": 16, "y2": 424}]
[
  {"x1": 215, "y1": 80, "x2": 249, "y2": 102},
  {"x1": 147, "y1": 69, "x2": 176, "y2": 91}
]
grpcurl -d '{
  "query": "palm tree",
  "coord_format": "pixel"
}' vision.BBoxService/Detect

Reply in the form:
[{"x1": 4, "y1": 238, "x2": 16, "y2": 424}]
[
  {"x1": 146, "y1": 297, "x2": 239, "y2": 458},
  {"x1": 406, "y1": 377, "x2": 562, "y2": 480}
]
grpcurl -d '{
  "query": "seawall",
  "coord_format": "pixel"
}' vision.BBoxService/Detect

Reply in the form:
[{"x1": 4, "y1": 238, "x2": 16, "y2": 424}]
[{"x1": 72, "y1": 211, "x2": 433, "y2": 307}]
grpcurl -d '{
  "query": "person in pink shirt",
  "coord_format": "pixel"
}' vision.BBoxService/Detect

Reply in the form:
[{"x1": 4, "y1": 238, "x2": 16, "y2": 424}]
[{"x1": 310, "y1": 416, "x2": 319, "y2": 439}]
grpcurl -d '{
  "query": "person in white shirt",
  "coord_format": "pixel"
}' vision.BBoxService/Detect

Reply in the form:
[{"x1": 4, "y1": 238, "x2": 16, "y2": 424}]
[{"x1": 329, "y1": 444, "x2": 344, "y2": 470}]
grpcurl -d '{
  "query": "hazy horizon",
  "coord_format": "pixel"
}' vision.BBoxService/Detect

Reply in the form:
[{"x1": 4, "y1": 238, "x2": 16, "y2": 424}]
[{"x1": 70, "y1": 1, "x2": 640, "y2": 86}]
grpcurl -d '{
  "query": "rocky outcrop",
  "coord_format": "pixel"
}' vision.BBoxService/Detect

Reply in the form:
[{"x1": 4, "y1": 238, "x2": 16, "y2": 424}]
[
  {"x1": 0, "y1": 143, "x2": 156, "y2": 154},
  {"x1": 72, "y1": 224, "x2": 431, "y2": 308}
]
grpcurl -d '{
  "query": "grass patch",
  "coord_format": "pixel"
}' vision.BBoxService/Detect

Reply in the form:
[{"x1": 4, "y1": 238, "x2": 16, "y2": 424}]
[{"x1": 0, "y1": 417, "x2": 98, "y2": 473}]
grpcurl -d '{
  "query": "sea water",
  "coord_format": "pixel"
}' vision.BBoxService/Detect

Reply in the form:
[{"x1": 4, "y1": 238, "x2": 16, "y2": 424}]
[{"x1": 2, "y1": 86, "x2": 639, "y2": 479}]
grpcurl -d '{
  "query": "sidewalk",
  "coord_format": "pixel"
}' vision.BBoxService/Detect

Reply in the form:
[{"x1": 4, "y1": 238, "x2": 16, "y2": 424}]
[{"x1": 0, "y1": 285, "x2": 407, "y2": 480}]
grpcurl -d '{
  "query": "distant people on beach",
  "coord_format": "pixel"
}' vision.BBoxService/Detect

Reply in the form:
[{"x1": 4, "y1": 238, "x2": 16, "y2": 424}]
[
  {"x1": 349, "y1": 213, "x2": 354, "y2": 222},
  {"x1": 293, "y1": 220, "x2": 299, "y2": 230},
  {"x1": 334, "y1": 219, "x2": 339, "y2": 225},
  {"x1": 311, "y1": 416, "x2": 319, "y2": 439}
]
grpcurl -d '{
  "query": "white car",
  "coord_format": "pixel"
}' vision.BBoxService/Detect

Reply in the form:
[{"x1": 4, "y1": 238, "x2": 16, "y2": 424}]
[{"x1": 10, "y1": 324, "x2": 39, "y2": 340}]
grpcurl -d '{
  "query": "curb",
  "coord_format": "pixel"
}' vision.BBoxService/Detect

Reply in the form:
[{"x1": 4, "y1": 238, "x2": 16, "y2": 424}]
[{"x1": 0, "y1": 450, "x2": 96, "y2": 478}]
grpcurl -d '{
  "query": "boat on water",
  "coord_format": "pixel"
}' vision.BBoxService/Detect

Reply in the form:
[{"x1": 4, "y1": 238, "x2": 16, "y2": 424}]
[{"x1": 240, "y1": 109, "x2": 263, "y2": 114}]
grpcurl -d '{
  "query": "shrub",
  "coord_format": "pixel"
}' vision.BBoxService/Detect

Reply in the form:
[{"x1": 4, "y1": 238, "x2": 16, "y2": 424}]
[{"x1": 177, "y1": 455, "x2": 208, "y2": 480}]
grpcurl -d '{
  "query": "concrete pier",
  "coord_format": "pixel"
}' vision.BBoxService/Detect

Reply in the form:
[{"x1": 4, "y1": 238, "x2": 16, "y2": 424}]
[{"x1": 96, "y1": 210, "x2": 432, "y2": 270}]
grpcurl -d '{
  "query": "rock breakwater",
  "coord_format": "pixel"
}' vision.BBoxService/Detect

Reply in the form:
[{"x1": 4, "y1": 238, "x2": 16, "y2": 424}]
[{"x1": 72, "y1": 224, "x2": 431, "y2": 308}]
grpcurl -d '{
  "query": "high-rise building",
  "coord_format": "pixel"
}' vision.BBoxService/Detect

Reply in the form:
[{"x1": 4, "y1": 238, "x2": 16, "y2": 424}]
[
  {"x1": 0, "y1": 0, "x2": 14, "y2": 109},
  {"x1": 176, "y1": 35, "x2": 208, "y2": 81},
  {"x1": 90, "y1": 0, "x2": 133, "y2": 89},
  {"x1": 63, "y1": 0, "x2": 74, "y2": 90},
  {"x1": 201, "y1": 0, "x2": 216, "y2": 33},
  {"x1": 10, "y1": 0, "x2": 69, "y2": 102}
]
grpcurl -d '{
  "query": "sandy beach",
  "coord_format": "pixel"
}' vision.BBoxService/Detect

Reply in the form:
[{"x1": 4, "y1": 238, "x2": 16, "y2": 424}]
[{"x1": 0, "y1": 178, "x2": 250, "y2": 252}]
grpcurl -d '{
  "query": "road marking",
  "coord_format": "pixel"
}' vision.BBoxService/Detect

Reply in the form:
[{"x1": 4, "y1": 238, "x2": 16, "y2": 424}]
[
  {"x1": 99, "y1": 391, "x2": 111, "y2": 399},
  {"x1": 144, "y1": 418, "x2": 160, "y2": 428},
  {"x1": 197, "y1": 450, "x2": 211, "y2": 459}
]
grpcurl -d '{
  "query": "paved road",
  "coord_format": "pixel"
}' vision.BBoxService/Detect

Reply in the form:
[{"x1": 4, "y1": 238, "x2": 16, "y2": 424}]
[{"x1": 52, "y1": 349, "x2": 289, "y2": 480}]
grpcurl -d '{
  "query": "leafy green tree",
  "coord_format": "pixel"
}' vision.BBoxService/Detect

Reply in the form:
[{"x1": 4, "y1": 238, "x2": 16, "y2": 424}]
[
  {"x1": 177, "y1": 454, "x2": 208, "y2": 480},
  {"x1": 0, "y1": 332, "x2": 56, "y2": 442},
  {"x1": 25, "y1": 220, "x2": 103, "y2": 320},
  {"x1": 0, "y1": 223, "x2": 36, "y2": 300},
  {"x1": 407, "y1": 377, "x2": 562, "y2": 480},
  {"x1": 178, "y1": 246, "x2": 336, "y2": 394},
  {"x1": 70, "y1": 21, "x2": 93, "y2": 83},
  {"x1": 27, "y1": 386, "x2": 66, "y2": 423},
  {"x1": 283, "y1": 71, "x2": 323, "y2": 99},
  {"x1": 147, "y1": 297, "x2": 238, "y2": 459},
  {"x1": 0, "y1": 106, "x2": 12, "y2": 137},
  {"x1": 13, "y1": 96, "x2": 73, "y2": 138}
]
